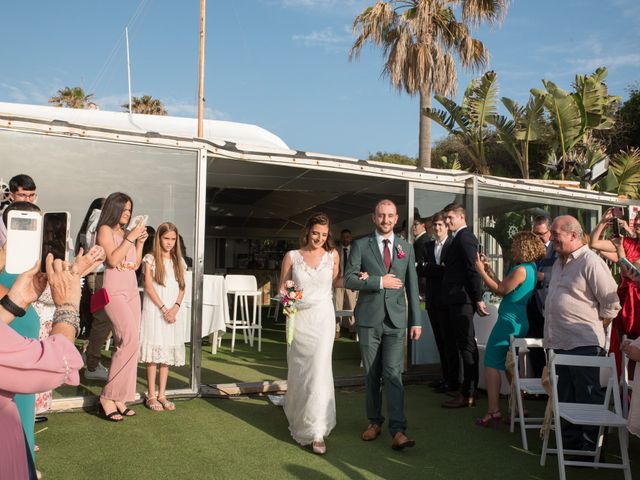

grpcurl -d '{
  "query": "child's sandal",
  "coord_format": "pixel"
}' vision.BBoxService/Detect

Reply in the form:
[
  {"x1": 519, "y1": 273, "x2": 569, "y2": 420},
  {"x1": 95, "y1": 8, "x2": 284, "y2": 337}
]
[
  {"x1": 146, "y1": 396, "x2": 164, "y2": 412},
  {"x1": 158, "y1": 396, "x2": 175, "y2": 411}
]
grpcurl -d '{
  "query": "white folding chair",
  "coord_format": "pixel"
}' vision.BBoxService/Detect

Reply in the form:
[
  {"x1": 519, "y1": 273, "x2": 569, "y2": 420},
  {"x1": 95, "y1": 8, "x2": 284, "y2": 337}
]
[
  {"x1": 620, "y1": 335, "x2": 633, "y2": 419},
  {"x1": 224, "y1": 275, "x2": 262, "y2": 352},
  {"x1": 509, "y1": 336, "x2": 546, "y2": 451},
  {"x1": 540, "y1": 351, "x2": 632, "y2": 480}
]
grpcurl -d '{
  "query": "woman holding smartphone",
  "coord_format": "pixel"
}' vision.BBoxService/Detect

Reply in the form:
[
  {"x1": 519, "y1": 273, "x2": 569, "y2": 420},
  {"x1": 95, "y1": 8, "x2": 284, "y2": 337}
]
[
  {"x1": 590, "y1": 208, "x2": 640, "y2": 364},
  {"x1": 96, "y1": 192, "x2": 148, "y2": 421}
]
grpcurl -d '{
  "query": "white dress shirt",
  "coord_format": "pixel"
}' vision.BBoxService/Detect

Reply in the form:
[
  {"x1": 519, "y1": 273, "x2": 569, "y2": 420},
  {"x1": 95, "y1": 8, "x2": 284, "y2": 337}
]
[
  {"x1": 375, "y1": 231, "x2": 395, "y2": 290},
  {"x1": 434, "y1": 237, "x2": 447, "y2": 265}
]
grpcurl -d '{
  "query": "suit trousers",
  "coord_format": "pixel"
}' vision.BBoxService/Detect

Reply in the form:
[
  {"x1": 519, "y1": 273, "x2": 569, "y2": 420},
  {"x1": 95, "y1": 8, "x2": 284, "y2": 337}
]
[
  {"x1": 555, "y1": 346, "x2": 606, "y2": 450},
  {"x1": 448, "y1": 303, "x2": 478, "y2": 397},
  {"x1": 358, "y1": 316, "x2": 406, "y2": 436},
  {"x1": 426, "y1": 304, "x2": 453, "y2": 383},
  {"x1": 525, "y1": 299, "x2": 546, "y2": 378},
  {"x1": 334, "y1": 287, "x2": 357, "y2": 332}
]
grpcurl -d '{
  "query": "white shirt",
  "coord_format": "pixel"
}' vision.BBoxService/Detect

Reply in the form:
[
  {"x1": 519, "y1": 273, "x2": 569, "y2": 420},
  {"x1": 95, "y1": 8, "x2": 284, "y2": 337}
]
[
  {"x1": 434, "y1": 237, "x2": 447, "y2": 265},
  {"x1": 375, "y1": 230, "x2": 395, "y2": 290}
]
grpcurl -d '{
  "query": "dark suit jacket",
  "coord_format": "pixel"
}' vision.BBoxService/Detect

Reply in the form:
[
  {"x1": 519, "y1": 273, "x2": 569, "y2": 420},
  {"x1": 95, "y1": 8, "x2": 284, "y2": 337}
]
[
  {"x1": 441, "y1": 227, "x2": 483, "y2": 306},
  {"x1": 413, "y1": 233, "x2": 430, "y2": 266},
  {"x1": 417, "y1": 236, "x2": 452, "y2": 308},
  {"x1": 533, "y1": 242, "x2": 556, "y2": 312}
]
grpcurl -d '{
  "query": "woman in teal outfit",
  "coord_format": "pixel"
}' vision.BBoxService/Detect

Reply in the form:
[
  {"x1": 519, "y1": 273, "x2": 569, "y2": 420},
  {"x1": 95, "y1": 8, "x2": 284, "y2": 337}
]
[
  {"x1": 474, "y1": 231, "x2": 546, "y2": 427},
  {"x1": 0, "y1": 270, "x2": 41, "y2": 462}
]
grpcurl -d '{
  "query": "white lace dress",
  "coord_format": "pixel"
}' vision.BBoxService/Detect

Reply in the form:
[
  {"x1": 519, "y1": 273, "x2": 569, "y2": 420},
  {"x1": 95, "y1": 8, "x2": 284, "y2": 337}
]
[
  {"x1": 284, "y1": 249, "x2": 337, "y2": 445},
  {"x1": 139, "y1": 254, "x2": 187, "y2": 366}
]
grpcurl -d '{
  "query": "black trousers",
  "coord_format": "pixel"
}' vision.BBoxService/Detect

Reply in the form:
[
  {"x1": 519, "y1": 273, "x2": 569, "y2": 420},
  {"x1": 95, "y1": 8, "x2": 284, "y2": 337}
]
[
  {"x1": 427, "y1": 304, "x2": 455, "y2": 384},
  {"x1": 526, "y1": 299, "x2": 546, "y2": 377},
  {"x1": 447, "y1": 303, "x2": 478, "y2": 396},
  {"x1": 555, "y1": 345, "x2": 606, "y2": 450}
]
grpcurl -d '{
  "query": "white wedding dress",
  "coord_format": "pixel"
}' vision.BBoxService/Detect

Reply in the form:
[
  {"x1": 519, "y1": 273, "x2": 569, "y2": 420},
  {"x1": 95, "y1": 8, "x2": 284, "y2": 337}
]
[{"x1": 284, "y1": 249, "x2": 337, "y2": 445}]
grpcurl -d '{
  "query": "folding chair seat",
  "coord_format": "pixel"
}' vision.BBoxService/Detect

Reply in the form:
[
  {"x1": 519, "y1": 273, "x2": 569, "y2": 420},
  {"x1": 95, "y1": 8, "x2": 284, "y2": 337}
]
[
  {"x1": 508, "y1": 336, "x2": 546, "y2": 450},
  {"x1": 540, "y1": 351, "x2": 631, "y2": 480},
  {"x1": 620, "y1": 335, "x2": 633, "y2": 419},
  {"x1": 224, "y1": 275, "x2": 262, "y2": 352}
]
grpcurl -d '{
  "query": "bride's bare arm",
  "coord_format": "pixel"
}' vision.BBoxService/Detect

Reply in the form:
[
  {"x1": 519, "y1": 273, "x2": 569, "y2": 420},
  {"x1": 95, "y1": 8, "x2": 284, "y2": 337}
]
[
  {"x1": 278, "y1": 252, "x2": 293, "y2": 293},
  {"x1": 331, "y1": 250, "x2": 342, "y2": 287}
]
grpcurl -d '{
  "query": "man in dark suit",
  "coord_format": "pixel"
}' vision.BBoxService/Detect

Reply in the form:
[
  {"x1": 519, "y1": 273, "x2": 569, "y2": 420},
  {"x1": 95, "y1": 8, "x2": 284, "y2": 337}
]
[
  {"x1": 526, "y1": 215, "x2": 556, "y2": 377},
  {"x1": 417, "y1": 211, "x2": 456, "y2": 393},
  {"x1": 412, "y1": 217, "x2": 430, "y2": 300},
  {"x1": 440, "y1": 203, "x2": 489, "y2": 408}
]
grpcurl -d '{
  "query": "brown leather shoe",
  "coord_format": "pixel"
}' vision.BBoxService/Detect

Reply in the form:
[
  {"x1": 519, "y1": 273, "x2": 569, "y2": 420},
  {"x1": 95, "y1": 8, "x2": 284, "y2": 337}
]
[
  {"x1": 391, "y1": 432, "x2": 416, "y2": 450},
  {"x1": 361, "y1": 423, "x2": 382, "y2": 441},
  {"x1": 441, "y1": 393, "x2": 476, "y2": 408}
]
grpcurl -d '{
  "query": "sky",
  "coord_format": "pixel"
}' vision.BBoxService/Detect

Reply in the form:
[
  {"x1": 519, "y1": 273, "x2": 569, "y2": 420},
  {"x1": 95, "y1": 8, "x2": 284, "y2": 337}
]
[{"x1": 1, "y1": 0, "x2": 639, "y2": 160}]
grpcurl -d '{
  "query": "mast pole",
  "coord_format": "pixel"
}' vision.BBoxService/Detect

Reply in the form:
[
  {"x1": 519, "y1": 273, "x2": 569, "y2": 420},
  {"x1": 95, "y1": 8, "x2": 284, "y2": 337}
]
[{"x1": 197, "y1": 0, "x2": 206, "y2": 137}]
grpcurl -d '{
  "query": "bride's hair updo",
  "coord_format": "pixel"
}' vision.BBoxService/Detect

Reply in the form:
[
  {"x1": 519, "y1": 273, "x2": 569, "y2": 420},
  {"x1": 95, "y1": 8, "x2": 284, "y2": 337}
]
[{"x1": 300, "y1": 212, "x2": 335, "y2": 251}]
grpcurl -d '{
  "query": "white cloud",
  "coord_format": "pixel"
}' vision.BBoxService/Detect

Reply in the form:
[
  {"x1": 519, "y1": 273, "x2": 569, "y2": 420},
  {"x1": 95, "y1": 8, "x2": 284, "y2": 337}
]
[
  {"x1": 569, "y1": 53, "x2": 640, "y2": 73},
  {"x1": 292, "y1": 26, "x2": 352, "y2": 51},
  {"x1": 0, "y1": 80, "x2": 60, "y2": 105}
]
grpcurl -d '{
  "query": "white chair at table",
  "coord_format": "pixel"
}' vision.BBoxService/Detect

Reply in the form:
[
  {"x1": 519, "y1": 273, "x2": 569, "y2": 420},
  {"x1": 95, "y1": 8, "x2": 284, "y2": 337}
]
[
  {"x1": 540, "y1": 351, "x2": 631, "y2": 480},
  {"x1": 202, "y1": 275, "x2": 229, "y2": 354},
  {"x1": 224, "y1": 275, "x2": 262, "y2": 352}
]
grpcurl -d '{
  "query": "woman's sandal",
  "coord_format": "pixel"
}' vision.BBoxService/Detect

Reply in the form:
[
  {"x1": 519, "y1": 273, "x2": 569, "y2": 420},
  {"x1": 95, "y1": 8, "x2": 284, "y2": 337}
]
[
  {"x1": 98, "y1": 404, "x2": 123, "y2": 422},
  {"x1": 115, "y1": 402, "x2": 136, "y2": 417},
  {"x1": 146, "y1": 396, "x2": 164, "y2": 412},
  {"x1": 475, "y1": 410, "x2": 502, "y2": 428},
  {"x1": 157, "y1": 396, "x2": 176, "y2": 411}
]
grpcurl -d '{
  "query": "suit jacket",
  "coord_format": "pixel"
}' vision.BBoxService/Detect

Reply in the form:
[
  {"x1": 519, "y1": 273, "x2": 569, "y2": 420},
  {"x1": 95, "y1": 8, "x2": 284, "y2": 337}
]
[
  {"x1": 417, "y1": 236, "x2": 452, "y2": 308},
  {"x1": 533, "y1": 242, "x2": 556, "y2": 312},
  {"x1": 344, "y1": 233, "x2": 421, "y2": 329},
  {"x1": 441, "y1": 227, "x2": 483, "y2": 306},
  {"x1": 413, "y1": 233, "x2": 430, "y2": 266}
]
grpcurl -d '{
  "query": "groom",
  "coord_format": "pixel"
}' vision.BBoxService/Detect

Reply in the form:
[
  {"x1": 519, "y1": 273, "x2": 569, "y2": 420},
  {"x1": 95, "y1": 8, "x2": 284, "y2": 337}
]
[{"x1": 344, "y1": 199, "x2": 422, "y2": 450}]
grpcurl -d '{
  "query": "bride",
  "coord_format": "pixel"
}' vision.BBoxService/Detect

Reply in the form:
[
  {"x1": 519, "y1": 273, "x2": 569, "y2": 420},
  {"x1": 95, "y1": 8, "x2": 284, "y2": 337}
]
[{"x1": 278, "y1": 212, "x2": 339, "y2": 455}]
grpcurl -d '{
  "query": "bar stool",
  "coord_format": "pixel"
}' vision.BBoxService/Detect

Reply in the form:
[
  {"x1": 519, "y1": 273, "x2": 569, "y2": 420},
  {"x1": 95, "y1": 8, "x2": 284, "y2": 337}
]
[{"x1": 224, "y1": 275, "x2": 262, "y2": 352}]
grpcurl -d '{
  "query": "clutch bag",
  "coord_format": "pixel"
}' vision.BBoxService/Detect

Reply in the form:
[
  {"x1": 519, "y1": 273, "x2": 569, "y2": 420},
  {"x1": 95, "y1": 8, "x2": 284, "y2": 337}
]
[{"x1": 90, "y1": 288, "x2": 110, "y2": 313}]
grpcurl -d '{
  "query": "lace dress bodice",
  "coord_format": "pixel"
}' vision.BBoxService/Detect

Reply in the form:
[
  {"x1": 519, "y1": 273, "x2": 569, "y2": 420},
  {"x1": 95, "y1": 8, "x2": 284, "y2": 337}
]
[{"x1": 290, "y1": 250, "x2": 335, "y2": 307}]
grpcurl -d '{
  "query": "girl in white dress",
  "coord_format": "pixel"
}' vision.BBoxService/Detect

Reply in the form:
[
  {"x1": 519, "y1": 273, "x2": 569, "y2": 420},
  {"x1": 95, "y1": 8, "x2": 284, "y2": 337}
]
[
  {"x1": 279, "y1": 212, "x2": 340, "y2": 455},
  {"x1": 140, "y1": 222, "x2": 186, "y2": 412}
]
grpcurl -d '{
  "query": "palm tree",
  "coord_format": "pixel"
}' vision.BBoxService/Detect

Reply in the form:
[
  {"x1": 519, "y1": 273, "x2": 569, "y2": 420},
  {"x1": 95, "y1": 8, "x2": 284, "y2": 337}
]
[
  {"x1": 48, "y1": 86, "x2": 97, "y2": 109},
  {"x1": 350, "y1": 0, "x2": 510, "y2": 170},
  {"x1": 122, "y1": 95, "x2": 168, "y2": 115}
]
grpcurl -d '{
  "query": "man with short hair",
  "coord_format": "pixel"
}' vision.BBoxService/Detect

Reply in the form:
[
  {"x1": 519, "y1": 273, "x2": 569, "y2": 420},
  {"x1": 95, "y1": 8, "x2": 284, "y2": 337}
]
[
  {"x1": 526, "y1": 215, "x2": 555, "y2": 377},
  {"x1": 545, "y1": 215, "x2": 620, "y2": 452},
  {"x1": 345, "y1": 199, "x2": 421, "y2": 450},
  {"x1": 0, "y1": 174, "x2": 38, "y2": 247},
  {"x1": 440, "y1": 203, "x2": 489, "y2": 408},
  {"x1": 334, "y1": 228, "x2": 358, "y2": 339},
  {"x1": 412, "y1": 217, "x2": 430, "y2": 300}
]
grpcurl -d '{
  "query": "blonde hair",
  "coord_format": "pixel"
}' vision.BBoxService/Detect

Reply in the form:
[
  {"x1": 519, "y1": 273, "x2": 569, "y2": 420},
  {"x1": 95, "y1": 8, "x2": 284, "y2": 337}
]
[
  {"x1": 512, "y1": 231, "x2": 546, "y2": 263},
  {"x1": 152, "y1": 222, "x2": 185, "y2": 289}
]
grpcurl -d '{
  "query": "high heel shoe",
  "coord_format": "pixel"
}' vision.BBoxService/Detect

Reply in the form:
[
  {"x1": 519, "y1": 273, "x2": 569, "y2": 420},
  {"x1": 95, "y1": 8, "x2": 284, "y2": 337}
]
[
  {"x1": 475, "y1": 411, "x2": 502, "y2": 428},
  {"x1": 312, "y1": 439, "x2": 327, "y2": 455},
  {"x1": 98, "y1": 404, "x2": 123, "y2": 422}
]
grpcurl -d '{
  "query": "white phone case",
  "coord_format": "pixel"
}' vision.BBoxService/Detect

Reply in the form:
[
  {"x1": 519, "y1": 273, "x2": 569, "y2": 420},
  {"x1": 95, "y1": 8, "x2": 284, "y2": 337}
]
[{"x1": 5, "y1": 210, "x2": 43, "y2": 274}]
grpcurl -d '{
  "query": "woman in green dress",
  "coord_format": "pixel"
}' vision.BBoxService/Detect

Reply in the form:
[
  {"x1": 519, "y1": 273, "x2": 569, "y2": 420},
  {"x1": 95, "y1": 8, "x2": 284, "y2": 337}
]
[{"x1": 474, "y1": 231, "x2": 546, "y2": 427}]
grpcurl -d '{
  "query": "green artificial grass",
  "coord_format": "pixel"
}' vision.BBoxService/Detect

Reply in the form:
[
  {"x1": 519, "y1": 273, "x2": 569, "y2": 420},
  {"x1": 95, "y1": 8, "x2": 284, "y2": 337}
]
[{"x1": 38, "y1": 385, "x2": 638, "y2": 480}]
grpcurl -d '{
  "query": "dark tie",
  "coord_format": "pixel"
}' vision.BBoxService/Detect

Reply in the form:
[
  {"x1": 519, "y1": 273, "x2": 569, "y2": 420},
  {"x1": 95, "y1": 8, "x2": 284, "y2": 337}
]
[
  {"x1": 383, "y1": 239, "x2": 392, "y2": 272},
  {"x1": 342, "y1": 247, "x2": 349, "y2": 274}
]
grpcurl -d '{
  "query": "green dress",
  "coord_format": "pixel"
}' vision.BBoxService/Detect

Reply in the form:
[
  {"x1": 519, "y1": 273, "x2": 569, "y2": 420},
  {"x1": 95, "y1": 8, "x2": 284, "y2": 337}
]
[
  {"x1": 484, "y1": 262, "x2": 536, "y2": 371},
  {"x1": 0, "y1": 270, "x2": 40, "y2": 461}
]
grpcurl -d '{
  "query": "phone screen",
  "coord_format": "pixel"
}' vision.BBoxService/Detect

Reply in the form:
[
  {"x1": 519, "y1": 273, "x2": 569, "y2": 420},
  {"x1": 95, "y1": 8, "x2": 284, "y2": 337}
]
[
  {"x1": 41, "y1": 212, "x2": 69, "y2": 271},
  {"x1": 612, "y1": 218, "x2": 621, "y2": 237}
]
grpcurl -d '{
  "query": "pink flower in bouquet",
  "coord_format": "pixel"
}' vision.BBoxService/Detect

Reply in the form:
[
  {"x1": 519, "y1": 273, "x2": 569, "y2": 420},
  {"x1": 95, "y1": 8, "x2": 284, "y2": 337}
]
[{"x1": 396, "y1": 245, "x2": 406, "y2": 259}]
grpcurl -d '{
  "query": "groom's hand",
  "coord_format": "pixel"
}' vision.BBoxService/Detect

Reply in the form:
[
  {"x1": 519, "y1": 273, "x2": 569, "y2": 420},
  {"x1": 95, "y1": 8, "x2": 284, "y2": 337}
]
[
  {"x1": 382, "y1": 274, "x2": 403, "y2": 289},
  {"x1": 409, "y1": 327, "x2": 422, "y2": 341}
]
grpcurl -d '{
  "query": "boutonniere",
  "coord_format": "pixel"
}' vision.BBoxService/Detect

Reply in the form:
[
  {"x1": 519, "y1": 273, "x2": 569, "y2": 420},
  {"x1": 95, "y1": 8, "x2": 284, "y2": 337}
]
[{"x1": 396, "y1": 244, "x2": 406, "y2": 259}]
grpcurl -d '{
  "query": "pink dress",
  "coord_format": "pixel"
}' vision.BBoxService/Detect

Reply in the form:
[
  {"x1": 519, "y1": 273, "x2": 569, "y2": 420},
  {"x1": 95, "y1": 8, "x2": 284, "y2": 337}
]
[
  {"x1": 0, "y1": 322, "x2": 82, "y2": 480},
  {"x1": 100, "y1": 231, "x2": 141, "y2": 403}
]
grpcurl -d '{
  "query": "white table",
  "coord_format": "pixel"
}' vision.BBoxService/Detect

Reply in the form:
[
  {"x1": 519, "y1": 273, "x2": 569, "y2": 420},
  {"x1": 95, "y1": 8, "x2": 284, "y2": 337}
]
[{"x1": 183, "y1": 274, "x2": 229, "y2": 354}]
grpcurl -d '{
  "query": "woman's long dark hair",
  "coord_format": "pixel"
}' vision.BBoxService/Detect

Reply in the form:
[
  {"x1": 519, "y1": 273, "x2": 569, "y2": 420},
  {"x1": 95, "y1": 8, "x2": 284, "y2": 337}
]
[
  {"x1": 299, "y1": 212, "x2": 334, "y2": 251},
  {"x1": 97, "y1": 192, "x2": 133, "y2": 229},
  {"x1": 75, "y1": 197, "x2": 105, "y2": 252}
]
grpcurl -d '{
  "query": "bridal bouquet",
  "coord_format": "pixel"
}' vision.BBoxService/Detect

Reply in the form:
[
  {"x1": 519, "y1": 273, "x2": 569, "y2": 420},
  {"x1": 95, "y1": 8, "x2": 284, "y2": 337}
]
[{"x1": 280, "y1": 280, "x2": 303, "y2": 345}]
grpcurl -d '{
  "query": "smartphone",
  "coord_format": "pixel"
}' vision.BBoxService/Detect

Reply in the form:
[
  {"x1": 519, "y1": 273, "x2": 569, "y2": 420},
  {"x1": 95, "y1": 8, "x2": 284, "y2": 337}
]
[
  {"x1": 620, "y1": 257, "x2": 640, "y2": 277},
  {"x1": 5, "y1": 210, "x2": 43, "y2": 274},
  {"x1": 612, "y1": 206, "x2": 625, "y2": 218},
  {"x1": 41, "y1": 212, "x2": 70, "y2": 271},
  {"x1": 477, "y1": 244, "x2": 484, "y2": 255},
  {"x1": 130, "y1": 214, "x2": 148, "y2": 228},
  {"x1": 612, "y1": 218, "x2": 621, "y2": 237}
]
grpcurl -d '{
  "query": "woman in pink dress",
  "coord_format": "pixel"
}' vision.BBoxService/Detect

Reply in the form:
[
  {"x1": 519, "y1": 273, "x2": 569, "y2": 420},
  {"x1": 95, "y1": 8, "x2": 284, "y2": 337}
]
[
  {"x1": 97, "y1": 192, "x2": 148, "y2": 421},
  {"x1": 1, "y1": 249, "x2": 103, "y2": 479}
]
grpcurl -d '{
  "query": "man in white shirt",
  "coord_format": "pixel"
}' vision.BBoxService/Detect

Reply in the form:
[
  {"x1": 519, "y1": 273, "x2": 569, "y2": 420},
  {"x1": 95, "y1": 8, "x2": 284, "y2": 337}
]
[
  {"x1": 334, "y1": 229, "x2": 358, "y2": 339},
  {"x1": 0, "y1": 174, "x2": 38, "y2": 247}
]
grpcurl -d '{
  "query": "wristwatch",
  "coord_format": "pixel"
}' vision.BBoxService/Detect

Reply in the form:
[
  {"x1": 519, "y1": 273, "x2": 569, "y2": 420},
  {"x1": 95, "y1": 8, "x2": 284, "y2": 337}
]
[{"x1": 0, "y1": 294, "x2": 27, "y2": 318}]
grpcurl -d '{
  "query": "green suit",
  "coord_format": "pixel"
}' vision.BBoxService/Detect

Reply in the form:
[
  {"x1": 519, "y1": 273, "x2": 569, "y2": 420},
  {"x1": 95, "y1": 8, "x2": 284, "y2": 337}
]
[{"x1": 344, "y1": 233, "x2": 421, "y2": 435}]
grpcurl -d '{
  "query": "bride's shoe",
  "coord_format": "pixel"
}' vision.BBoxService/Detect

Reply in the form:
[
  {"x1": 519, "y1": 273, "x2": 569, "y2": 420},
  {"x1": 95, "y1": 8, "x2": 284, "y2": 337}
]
[{"x1": 312, "y1": 439, "x2": 327, "y2": 455}]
